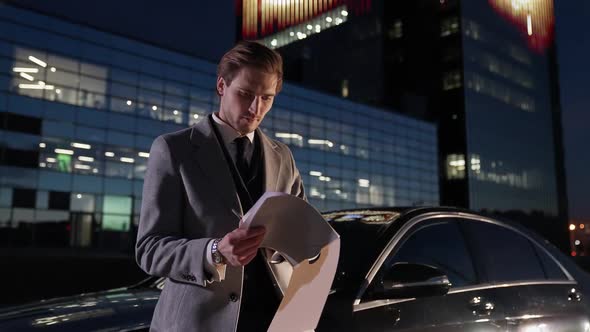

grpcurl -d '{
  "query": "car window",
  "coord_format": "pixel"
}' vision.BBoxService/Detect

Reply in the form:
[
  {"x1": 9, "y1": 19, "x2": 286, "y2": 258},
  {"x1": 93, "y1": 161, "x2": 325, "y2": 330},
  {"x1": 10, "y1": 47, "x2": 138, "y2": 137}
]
[
  {"x1": 534, "y1": 245, "x2": 568, "y2": 280},
  {"x1": 384, "y1": 219, "x2": 477, "y2": 288},
  {"x1": 465, "y1": 221, "x2": 546, "y2": 282}
]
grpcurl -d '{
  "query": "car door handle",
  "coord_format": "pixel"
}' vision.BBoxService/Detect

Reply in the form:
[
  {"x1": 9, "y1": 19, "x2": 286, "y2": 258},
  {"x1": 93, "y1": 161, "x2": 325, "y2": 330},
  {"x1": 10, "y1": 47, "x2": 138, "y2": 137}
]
[
  {"x1": 469, "y1": 296, "x2": 495, "y2": 316},
  {"x1": 568, "y1": 288, "x2": 582, "y2": 302}
]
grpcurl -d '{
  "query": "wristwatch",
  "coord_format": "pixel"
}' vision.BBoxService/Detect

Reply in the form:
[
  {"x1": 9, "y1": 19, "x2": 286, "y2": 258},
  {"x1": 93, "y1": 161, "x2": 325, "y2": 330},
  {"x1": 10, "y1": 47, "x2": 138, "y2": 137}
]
[{"x1": 211, "y1": 238, "x2": 225, "y2": 265}]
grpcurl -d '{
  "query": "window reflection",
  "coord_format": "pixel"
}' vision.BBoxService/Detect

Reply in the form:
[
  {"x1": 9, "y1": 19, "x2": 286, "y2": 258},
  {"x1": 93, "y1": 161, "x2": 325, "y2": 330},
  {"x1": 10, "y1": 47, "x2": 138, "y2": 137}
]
[
  {"x1": 11, "y1": 47, "x2": 108, "y2": 109},
  {"x1": 465, "y1": 72, "x2": 534, "y2": 112}
]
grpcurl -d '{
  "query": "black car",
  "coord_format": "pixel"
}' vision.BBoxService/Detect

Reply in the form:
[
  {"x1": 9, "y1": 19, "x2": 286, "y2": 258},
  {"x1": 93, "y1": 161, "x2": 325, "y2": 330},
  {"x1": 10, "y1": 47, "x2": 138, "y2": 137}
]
[{"x1": 1, "y1": 207, "x2": 590, "y2": 331}]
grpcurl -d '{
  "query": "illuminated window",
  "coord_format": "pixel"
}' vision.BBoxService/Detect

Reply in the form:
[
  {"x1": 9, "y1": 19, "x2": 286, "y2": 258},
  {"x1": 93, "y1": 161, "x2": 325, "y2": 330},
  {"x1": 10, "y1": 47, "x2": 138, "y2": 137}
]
[
  {"x1": 341, "y1": 80, "x2": 349, "y2": 98},
  {"x1": 11, "y1": 47, "x2": 107, "y2": 109},
  {"x1": 446, "y1": 154, "x2": 465, "y2": 179},
  {"x1": 71, "y1": 193, "x2": 95, "y2": 212},
  {"x1": 388, "y1": 20, "x2": 403, "y2": 39},
  {"x1": 465, "y1": 73, "x2": 535, "y2": 112},
  {"x1": 259, "y1": 6, "x2": 349, "y2": 49},
  {"x1": 443, "y1": 70, "x2": 462, "y2": 90},
  {"x1": 102, "y1": 195, "x2": 132, "y2": 231},
  {"x1": 441, "y1": 16, "x2": 460, "y2": 37}
]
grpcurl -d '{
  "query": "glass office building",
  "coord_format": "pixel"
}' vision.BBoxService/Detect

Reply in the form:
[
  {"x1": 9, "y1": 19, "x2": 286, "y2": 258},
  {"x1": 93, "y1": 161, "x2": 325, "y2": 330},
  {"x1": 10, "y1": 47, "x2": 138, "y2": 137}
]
[
  {"x1": 259, "y1": 0, "x2": 568, "y2": 249},
  {"x1": 0, "y1": 6, "x2": 438, "y2": 252}
]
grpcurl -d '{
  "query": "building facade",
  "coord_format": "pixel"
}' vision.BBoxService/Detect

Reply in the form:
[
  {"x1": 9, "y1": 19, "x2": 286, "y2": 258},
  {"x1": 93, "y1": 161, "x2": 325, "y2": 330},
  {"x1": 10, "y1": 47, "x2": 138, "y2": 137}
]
[
  {"x1": 241, "y1": 0, "x2": 569, "y2": 249},
  {"x1": 0, "y1": 6, "x2": 438, "y2": 253}
]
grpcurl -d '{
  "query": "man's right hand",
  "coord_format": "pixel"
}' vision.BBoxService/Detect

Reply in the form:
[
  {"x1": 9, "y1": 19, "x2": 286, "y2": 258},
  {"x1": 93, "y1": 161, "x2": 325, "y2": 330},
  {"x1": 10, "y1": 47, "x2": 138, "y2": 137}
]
[{"x1": 217, "y1": 226, "x2": 266, "y2": 267}]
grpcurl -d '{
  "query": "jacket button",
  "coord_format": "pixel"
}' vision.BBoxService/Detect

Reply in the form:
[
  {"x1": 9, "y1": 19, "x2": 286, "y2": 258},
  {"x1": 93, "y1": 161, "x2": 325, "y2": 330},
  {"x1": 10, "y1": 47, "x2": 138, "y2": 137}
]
[{"x1": 229, "y1": 293, "x2": 239, "y2": 302}]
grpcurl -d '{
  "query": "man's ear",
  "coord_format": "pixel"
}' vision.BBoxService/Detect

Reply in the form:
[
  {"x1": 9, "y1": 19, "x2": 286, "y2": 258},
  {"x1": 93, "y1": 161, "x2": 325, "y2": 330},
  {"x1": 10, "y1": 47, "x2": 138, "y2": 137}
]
[{"x1": 216, "y1": 76, "x2": 225, "y2": 96}]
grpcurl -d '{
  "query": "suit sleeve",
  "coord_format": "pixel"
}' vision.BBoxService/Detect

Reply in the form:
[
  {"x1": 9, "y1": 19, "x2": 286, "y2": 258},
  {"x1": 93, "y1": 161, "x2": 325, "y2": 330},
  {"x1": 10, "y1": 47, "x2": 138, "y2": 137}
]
[
  {"x1": 288, "y1": 148, "x2": 307, "y2": 202},
  {"x1": 135, "y1": 135, "x2": 211, "y2": 287}
]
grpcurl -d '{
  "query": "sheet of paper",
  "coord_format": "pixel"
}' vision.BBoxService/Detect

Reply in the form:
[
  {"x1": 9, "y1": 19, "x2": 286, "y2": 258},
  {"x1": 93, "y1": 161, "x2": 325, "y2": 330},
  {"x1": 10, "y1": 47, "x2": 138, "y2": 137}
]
[{"x1": 240, "y1": 192, "x2": 340, "y2": 332}]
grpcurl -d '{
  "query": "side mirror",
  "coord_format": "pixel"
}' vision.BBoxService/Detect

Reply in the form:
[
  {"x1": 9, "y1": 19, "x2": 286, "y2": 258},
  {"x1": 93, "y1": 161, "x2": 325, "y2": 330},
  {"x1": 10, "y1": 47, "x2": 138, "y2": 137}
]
[{"x1": 370, "y1": 262, "x2": 451, "y2": 300}]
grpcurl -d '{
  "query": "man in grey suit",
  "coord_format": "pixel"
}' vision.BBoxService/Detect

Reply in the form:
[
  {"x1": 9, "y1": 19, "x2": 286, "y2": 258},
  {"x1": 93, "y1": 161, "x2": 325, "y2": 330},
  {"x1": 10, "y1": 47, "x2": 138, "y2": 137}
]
[{"x1": 136, "y1": 41, "x2": 306, "y2": 331}]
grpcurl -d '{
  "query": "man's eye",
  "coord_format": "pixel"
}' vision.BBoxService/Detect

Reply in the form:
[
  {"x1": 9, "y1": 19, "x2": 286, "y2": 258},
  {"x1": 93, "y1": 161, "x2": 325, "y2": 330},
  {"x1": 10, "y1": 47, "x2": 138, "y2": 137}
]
[
  {"x1": 239, "y1": 91, "x2": 252, "y2": 98},
  {"x1": 262, "y1": 96, "x2": 273, "y2": 101}
]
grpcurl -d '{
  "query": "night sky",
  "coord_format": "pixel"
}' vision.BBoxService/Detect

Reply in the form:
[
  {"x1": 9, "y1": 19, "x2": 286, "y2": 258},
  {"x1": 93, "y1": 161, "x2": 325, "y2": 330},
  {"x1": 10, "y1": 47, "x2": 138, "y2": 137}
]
[
  {"x1": 5, "y1": 0, "x2": 589, "y2": 221},
  {"x1": 554, "y1": 0, "x2": 590, "y2": 221}
]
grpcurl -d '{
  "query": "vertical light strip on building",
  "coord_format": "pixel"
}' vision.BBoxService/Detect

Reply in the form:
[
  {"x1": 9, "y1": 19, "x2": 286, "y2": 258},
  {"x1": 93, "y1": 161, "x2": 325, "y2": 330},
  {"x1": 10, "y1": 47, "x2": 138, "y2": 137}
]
[
  {"x1": 281, "y1": 0, "x2": 285, "y2": 29},
  {"x1": 488, "y1": 0, "x2": 554, "y2": 53},
  {"x1": 241, "y1": 0, "x2": 373, "y2": 39}
]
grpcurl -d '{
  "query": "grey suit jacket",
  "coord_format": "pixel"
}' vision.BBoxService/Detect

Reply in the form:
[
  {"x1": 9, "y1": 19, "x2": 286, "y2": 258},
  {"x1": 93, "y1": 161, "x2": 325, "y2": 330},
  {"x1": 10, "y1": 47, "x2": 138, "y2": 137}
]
[{"x1": 135, "y1": 116, "x2": 306, "y2": 332}]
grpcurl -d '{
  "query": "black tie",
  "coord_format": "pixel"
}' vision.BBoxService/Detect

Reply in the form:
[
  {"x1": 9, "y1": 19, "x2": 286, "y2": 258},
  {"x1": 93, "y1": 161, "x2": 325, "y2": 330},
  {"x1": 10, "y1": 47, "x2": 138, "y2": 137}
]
[{"x1": 234, "y1": 136, "x2": 250, "y2": 181}]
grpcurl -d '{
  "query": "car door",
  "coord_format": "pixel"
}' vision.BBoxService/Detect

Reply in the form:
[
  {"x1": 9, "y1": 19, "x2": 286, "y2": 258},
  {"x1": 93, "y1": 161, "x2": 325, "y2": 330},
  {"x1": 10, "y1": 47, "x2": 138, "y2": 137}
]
[
  {"x1": 463, "y1": 218, "x2": 590, "y2": 331},
  {"x1": 353, "y1": 215, "x2": 506, "y2": 331}
]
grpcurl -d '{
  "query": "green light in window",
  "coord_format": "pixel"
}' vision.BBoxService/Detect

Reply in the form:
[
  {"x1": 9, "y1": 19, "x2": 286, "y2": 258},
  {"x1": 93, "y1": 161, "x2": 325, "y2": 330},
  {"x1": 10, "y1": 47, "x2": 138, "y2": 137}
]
[
  {"x1": 57, "y1": 154, "x2": 72, "y2": 173},
  {"x1": 102, "y1": 214, "x2": 130, "y2": 231}
]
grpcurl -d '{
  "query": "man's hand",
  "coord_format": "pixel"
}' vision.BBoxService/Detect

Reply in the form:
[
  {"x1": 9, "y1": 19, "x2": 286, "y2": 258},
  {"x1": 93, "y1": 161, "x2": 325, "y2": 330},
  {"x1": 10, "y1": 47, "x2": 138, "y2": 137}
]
[{"x1": 217, "y1": 226, "x2": 266, "y2": 267}]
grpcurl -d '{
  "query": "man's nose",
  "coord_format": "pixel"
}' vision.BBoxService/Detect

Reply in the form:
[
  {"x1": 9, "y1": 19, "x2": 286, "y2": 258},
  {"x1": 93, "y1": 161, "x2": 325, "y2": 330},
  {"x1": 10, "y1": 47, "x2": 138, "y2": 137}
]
[{"x1": 249, "y1": 96, "x2": 261, "y2": 114}]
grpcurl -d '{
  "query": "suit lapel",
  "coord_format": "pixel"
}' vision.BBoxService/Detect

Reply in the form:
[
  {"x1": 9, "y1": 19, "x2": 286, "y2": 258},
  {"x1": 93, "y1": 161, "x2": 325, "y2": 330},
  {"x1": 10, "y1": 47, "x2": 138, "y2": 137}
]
[
  {"x1": 258, "y1": 128, "x2": 283, "y2": 192},
  {"x1": 189, "y1": 117, "x2": 242, "y2": 214}
]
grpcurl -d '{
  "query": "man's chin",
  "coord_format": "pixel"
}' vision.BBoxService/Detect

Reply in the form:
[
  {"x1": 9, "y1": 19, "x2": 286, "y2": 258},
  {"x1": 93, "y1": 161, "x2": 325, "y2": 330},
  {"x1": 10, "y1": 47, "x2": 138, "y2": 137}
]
[{"x1": 238, "y1": 121, "x2": 259, "y2": 134}]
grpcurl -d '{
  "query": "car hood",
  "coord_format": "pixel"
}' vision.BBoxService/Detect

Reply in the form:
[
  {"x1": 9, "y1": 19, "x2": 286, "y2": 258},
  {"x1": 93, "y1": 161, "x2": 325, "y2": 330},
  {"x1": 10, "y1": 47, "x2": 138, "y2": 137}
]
[{"x1": 0, "y1": 287, "x2": 159, "y2": 331}]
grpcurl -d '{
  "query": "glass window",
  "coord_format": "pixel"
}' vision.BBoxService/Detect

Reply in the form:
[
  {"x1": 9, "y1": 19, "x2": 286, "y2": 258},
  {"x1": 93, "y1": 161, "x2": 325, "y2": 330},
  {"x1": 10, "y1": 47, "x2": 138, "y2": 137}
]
[
  {"x1": 80, "y1": 63, "x2": 107, "y2": 79},
  {"x1": 111, "y1": 68, "x2": 138, "y2": 85},
  {"x1": 79, "y1": 75, "x2": 106, "y2": 93},
  {"x1": 42, "y1": 120, "x2": 75, "y2": 138},
  {"x1": 107, "y1": 131, "x2": 135, "y2": 149},
  {"x1": 71, "y1": 193, "x2": 95, "y2": 212},
  {"x1": 46, "y1": 69, "x2": 78, "y2": 89},
  {"x1": 103, "y1": 195, "x2": 132, "y2": 215},
  {"x1": 0, "y1": 208, "x2": 10, "y2": 225},
  {"x1": 35, "y1": 209, "x2": 69, "y2": 223},
  {"x1": 72, "y1": 174, "x2": 103, "y2": 193},
  {"x1": 12, "y1": 188, "x2": 36, "y2": 208},
  {"x1": 46, "y1": 85, "x2": 78, "y2": 105},
  {"x1": 47, "y1": 54, "x2": 78, "y2": 72},
  {"x1": 3, "y1": 112, "x2": 42, "y2": 135},
  {"x1": 386, "y1": 219, "x2": 477, "y2": 288},
  {"x1": 103, "y1": 178, "x2": 133, "y2": 195},
  {"x1": 75, "y1": 126, "x2": 106, "y2": 143},
  {"x1": 77, "y1": 108, "x2": 107, "y2": 127},
  {"x1": 135, "y1": 135, "x2": 153, "y2": 151},
  {"x1": 48, "y1": 190, "x2": 70, "y2": 210},
  {"x1": 38, "y1": 170, "x2": 71, "y2": 191},
  {"x1": 12, "y1": 208, "x2": 35, "y2": 224},
  {"x1": 102, "y1": 214, "x2": 130, "y2": 231},
  {"x1": 534, "y1": 246, "x2": 568, "y2": 280},
  {"x1": 0, "y1": 187, "x2": 13, "y2": 207},
  {"x1": 134, "y1": 157, "x2": 148, "y2": 180},
  {"x1": 161, "y1": 108, "x2": 184, "y2": 124},
  {"x1": 44, "y1": 102, "x2": 77, "y2": 122},
  {"x1": 105, "y1": 161, "x2": 134, "y2": 179},
  {"x1": 36, "y1": 190, "x2": 48, "y2": 209},
  {"x1": 1, "y1": 131, "x2": 39, "y2": 150},
  {"x1": 78, "y1": 90, "x2": 106, "y2": 109},
  {"x1": 108, "y1": 113, "x2": 136, "y2": 133},
  {"x1": 465, "y1": 221, "x2": 546, "y2": 282},
  {"x1": 110, "y1": 81, "x2": 137, "y2": 99},
  {"x1": 0, "y1": 166, "x2": 38, "y2": 187},
  {"x1": 110, "y1": 96, "x2": 136, "y2": 114},
  {"x1": 139, "y1": 74, "x2": 163, "y2": 92},
  {"x1": 137, "y1": 90, "x2": 163, "y2": 120}
]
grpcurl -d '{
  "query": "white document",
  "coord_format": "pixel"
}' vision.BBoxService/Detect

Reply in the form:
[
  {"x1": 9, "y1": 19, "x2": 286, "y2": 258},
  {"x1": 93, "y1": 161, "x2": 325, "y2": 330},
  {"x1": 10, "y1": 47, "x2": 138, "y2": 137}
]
[{"x1": 240, "y1": 192, "x2": 340, "y2": 332}]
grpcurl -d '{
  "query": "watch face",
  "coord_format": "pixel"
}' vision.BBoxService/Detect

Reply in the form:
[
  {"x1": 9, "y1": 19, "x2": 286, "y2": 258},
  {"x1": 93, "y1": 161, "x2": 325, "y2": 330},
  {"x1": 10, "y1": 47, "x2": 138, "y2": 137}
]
[{"x1": 213, "y1": 253, "x2": 223, "y2": 264}]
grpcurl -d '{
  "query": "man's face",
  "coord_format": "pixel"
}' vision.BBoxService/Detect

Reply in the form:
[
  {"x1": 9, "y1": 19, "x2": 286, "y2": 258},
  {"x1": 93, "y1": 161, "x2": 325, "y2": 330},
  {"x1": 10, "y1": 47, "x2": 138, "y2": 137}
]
[{"x1": 217, "y1": 67, "x2": 278, "y2": 135}]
